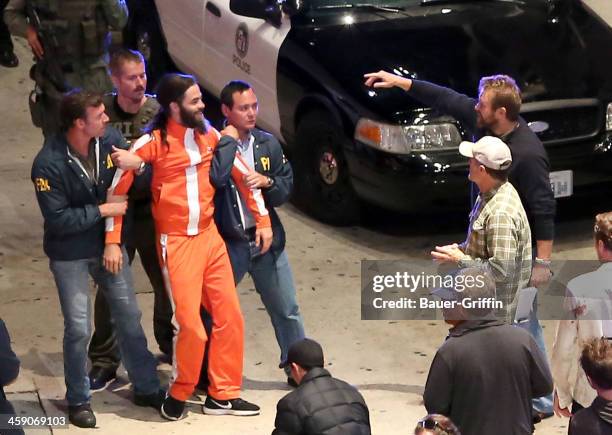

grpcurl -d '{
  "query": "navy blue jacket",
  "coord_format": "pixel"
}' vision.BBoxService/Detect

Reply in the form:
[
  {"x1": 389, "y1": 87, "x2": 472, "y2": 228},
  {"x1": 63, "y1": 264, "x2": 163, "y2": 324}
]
[
  {"x1": 214, "y1": 128, "x2": 292, "y2": 255},
  {"x1": 31, "y1": 127, "x2": 128, "y2": 261},
  {"x1": 0, "y1": 318, "x2": 24, "y2": 435},
  {"x1": 0, "y1": 319, "x2": 19, "y2": 395},
  {"x1": 408, "y1": 80, "x2": 556, "y2": 241}
]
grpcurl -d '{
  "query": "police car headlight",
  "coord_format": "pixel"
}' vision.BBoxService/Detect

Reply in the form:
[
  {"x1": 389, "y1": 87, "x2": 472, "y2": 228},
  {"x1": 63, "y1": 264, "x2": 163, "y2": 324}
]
[
  {"x1": 355, "y1": 118, "x2": 462, "y2": 154},
  {"x1": 607, "y1": 103, "x2": 612, "y2": 131}
]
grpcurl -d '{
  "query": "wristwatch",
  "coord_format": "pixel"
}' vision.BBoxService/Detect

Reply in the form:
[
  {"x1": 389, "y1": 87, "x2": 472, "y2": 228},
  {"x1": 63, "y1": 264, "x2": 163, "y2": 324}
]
[
  {"x1": 266, "y1": 176, "x2": 274, "y2": 188},
  {"x1": 136, "y1": 160, "x2": 146, "y2": 176},
  {"x1": 534, "y1": 257, "x2": 551, "y2": 267}
]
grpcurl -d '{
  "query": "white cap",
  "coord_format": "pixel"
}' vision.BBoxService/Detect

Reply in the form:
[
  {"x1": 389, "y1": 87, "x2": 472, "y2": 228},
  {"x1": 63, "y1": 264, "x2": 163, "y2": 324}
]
[{"x1": 459, "y1": 136, "x2": 512, "y2": 170}]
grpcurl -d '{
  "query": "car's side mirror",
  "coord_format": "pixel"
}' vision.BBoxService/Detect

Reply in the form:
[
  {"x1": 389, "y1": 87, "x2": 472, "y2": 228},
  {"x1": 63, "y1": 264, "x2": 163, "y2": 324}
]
[{"x1": 230, "y1": 0, "x2": 282, "y2": 27}]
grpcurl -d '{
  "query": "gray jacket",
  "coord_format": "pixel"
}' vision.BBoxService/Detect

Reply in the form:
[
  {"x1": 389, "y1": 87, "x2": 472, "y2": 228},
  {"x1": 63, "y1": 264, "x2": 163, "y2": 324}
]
[{"x1": 424, "y1": 319, "x2": 553, "y2": 435}]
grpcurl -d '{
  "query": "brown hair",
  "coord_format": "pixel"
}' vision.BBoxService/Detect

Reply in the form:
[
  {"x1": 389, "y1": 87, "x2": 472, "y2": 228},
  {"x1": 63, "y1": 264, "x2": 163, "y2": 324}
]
[
  {"x1": 580, "y1": 337, "x2": 612, "y2": 390},
  {"x1": 414, "y1": 414, "x2": 461, "y2": 435},
  {"x1": 108, "y1": 48, "x2": 145, "y2": 77},
  {"x1": 59, "y1": 89, "x2": 104, "y2": 132},
  {"x1": 478, "y1": 75, "x2": 522, "y2": 121},
  {"x1": 594, "y1": 212, "x2": 612, "y2": 251}
]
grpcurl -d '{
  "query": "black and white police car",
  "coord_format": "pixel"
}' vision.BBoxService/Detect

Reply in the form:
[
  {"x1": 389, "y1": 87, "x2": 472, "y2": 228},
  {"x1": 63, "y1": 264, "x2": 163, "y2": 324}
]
[{"x1": 126, "y1": 0, "x2": 612, "y2": 224}]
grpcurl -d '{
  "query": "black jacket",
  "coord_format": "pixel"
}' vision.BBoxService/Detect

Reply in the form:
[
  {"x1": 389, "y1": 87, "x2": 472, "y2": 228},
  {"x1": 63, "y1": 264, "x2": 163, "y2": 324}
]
[
  {"x1": 214, "y1": 128, "x2": 293, "y2": 255},
  {"x1": 408, "y1": 80, "x2": 556, "y2": 241},
  {"x1": 272, "y1": 367, "x2": 371, "y2": 435},
  {"x1": 569, "y1": 397, "x2": 612, "y2": 435},
  {"x1": 0, "y1": 319, "x2": 24, "y2": 435},
  {"x1": 31, "y1": 127, "x2": 128, "y2": 261},
  {"x1": 424, "y1": 319, "x2": 553, "y2": 435},
  {"x1": 0, "y1": 319, "x2": 19, "y2": 393}
]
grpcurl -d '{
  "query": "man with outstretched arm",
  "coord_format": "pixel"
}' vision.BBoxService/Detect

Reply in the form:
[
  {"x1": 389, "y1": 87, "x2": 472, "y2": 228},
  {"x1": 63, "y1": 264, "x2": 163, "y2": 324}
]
[{"x1": 365, "y1": 70, "x2": 556, "y2": 419}]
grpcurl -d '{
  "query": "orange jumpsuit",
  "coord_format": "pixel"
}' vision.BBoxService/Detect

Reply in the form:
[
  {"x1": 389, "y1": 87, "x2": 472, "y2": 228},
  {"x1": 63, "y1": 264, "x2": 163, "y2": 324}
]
[{"x1": 106, "y1": 118, "x2": 270, "y2": 401}]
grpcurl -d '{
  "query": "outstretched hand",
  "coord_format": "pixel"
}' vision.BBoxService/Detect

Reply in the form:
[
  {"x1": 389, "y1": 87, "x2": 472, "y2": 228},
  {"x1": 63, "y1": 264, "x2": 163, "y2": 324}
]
[{"x1": 364, "y1": 70, "x2": 412, "y2": 91}]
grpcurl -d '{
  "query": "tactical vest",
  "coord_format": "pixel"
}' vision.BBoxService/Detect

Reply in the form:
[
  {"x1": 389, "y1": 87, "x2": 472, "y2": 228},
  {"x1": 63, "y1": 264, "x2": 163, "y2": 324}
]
[
  {"x1": 103, "y1": 94, "x2": 161, "y2": 144},
  {"x1": 31, "y1": 0, "x2": 109, "y2": 63}
]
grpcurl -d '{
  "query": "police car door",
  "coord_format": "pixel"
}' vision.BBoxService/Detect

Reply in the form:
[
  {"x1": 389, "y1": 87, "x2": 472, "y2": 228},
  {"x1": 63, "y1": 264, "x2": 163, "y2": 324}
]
[{"x1": 202, "y1": 0, "x2": 291, "y2": 140}]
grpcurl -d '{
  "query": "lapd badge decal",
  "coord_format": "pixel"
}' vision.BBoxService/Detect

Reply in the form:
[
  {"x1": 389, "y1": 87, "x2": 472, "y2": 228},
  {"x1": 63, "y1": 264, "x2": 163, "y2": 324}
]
[
  {"x1": 235, "y1": 23, "x2": 249, "y2": 58},
  {"x1": 233, "y1": 23, "x2": 251, "y2": 74}
]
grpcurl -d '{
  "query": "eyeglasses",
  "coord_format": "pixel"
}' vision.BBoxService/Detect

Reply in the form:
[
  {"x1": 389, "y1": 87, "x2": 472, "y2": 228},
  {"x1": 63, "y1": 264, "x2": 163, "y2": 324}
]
[{"x1": 417, "y1": 418, "x2": 440, "y2": 430}]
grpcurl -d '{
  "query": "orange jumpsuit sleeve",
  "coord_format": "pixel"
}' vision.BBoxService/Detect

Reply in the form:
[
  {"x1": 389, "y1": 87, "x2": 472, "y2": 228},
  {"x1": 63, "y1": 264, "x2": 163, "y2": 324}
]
[
  {"x1": 231, "y1": 153, "x2": 271, "y2": 229},
  {"x1": 105, "y1": 133, "x2": 157, "y2": 244}
]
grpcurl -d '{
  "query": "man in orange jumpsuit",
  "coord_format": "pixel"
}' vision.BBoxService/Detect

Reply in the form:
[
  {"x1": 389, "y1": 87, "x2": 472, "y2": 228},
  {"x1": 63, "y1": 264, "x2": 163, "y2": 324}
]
[{"x1": 107, "y1": 73, "x2": 271, "y2": 420}]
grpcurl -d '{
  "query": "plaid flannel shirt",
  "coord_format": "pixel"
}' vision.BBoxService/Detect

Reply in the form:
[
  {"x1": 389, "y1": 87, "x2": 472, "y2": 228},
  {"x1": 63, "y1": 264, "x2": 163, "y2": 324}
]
[{"x1": 459, "y1": 181, "x2": 532, "y2": 321}]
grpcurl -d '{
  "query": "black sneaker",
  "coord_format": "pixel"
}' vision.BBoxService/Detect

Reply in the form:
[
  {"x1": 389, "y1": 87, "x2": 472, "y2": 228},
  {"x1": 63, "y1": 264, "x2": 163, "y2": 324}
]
[
  {"x1": 161, "y1": 394, "x2": 186, "y2": 421},
  {"x1": 134, "y1": 389, "x2": 166, "y2": 411},
  {"x1": 88, "y1": 366, "x2": 117, "y2": 392},
  {"x1": 68, "y1": 403, "x2": 96, "y2": 428},
  {"x1": 203, "y1": 396, "x2": 260, "y2": 416}
]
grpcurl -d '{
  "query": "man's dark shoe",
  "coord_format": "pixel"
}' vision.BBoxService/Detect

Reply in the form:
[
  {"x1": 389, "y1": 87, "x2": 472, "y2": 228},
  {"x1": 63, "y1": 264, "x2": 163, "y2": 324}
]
[
  {"x1": 0, "y1": 50, "x2": 18, "y2": 68},
  {"x1": 287, "y1": 377, "x2": 298, "y2": 388},
  {"x1": 160, "y1": 394, "x2": 186, "y2": 421},
  {"x1": 88, "y1": 366, "x2": 117, "y2": 392},
  {"x1": 532, "y1": 409, "x2": 554, "y2": 424},
  {"x1": 203, "y1": 396, "x2": 260, "y2": 416},
  {"x1": 68, "y1": 404, "x2": 96, "y2": 428},
  {"x1": 134, "y1": 389, "x2": 166, "y2": 411}
]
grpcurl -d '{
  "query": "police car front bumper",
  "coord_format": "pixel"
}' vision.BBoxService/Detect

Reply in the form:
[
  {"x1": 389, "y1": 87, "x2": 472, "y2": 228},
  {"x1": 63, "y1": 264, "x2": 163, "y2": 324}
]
[{"x1": 346, "y1": 141, "x2": 471, "y2": 213}]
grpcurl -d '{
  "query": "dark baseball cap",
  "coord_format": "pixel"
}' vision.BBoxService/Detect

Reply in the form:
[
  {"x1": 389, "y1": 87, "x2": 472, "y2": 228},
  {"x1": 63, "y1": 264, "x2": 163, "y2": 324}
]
[{"x1": 280, "y1": 338, "x2": 324, "y2": 369}]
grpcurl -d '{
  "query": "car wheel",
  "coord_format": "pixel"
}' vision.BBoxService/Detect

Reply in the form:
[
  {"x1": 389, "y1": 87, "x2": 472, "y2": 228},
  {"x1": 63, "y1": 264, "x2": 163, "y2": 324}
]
[{"x1": 293, "y1": 110, "x2": 360, "y2": 225}]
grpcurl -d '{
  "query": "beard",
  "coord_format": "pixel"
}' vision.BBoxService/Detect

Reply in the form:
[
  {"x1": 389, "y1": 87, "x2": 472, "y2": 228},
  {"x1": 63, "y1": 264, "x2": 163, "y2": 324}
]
[
  {"x1": 179, "y1": 104, "x2": 206, "y2": 132},
  {"x1": 130, "y1": 86, "x2": 145, "y2": 99},
  {"x1": 476, "y1": 112, "x2": 497, "y2": 132}
]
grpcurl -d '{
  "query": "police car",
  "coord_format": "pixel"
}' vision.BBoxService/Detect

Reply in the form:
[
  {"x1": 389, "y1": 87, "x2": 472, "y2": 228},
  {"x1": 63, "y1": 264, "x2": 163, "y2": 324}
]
[{"x1": 126, "y1": 0, "x2": 612, "y2": 224}]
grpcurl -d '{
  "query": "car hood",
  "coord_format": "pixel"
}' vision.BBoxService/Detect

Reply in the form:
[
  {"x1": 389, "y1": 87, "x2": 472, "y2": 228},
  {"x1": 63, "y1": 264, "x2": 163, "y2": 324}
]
[{"x1": 290, "y1": 0, "x2": 612, "y2": 122}]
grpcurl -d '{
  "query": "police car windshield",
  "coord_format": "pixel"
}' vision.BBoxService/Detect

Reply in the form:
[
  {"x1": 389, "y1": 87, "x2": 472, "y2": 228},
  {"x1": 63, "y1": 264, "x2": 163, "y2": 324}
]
[{"x1": 311, "y1": 1, "x2": 406, "y2": 11}]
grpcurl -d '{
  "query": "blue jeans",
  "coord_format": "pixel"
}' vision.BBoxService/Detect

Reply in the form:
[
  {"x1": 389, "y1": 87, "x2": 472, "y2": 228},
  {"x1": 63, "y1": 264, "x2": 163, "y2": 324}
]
[
  {"x1": 516, "y1": 295, "x2": 554, "y2": 414},
  {"x1": 227, "y1": 243, "x2": 305, "y2": 371},
  {"x1": 49, "y1": 248, "x2": 159, "y2": 406}
]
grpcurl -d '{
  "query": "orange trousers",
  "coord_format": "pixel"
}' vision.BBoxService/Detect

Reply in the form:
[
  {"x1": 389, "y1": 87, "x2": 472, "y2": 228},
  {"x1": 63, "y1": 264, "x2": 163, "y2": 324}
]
[{"x1": 158, "y1": 225, "x2": 244, "y2": 401}]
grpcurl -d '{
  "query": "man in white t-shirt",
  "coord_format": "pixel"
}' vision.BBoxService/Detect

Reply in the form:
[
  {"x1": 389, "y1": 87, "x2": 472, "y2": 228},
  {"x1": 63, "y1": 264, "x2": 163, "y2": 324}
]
[{"x1": 552, "y1": 211, "x2": 612, "y2": 416}]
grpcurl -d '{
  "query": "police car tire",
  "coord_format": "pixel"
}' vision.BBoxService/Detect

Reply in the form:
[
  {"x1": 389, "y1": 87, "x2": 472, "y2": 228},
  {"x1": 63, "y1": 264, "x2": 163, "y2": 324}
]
[{"x1": 293, "y1": 110, "x2": 360, "y2": 226}]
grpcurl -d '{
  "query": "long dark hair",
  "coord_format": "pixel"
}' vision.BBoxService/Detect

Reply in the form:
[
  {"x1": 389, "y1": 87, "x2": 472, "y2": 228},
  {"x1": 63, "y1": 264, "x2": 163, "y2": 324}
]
[{"x1": 145, "y1": 73, "x2": 197, "y2": 146}]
